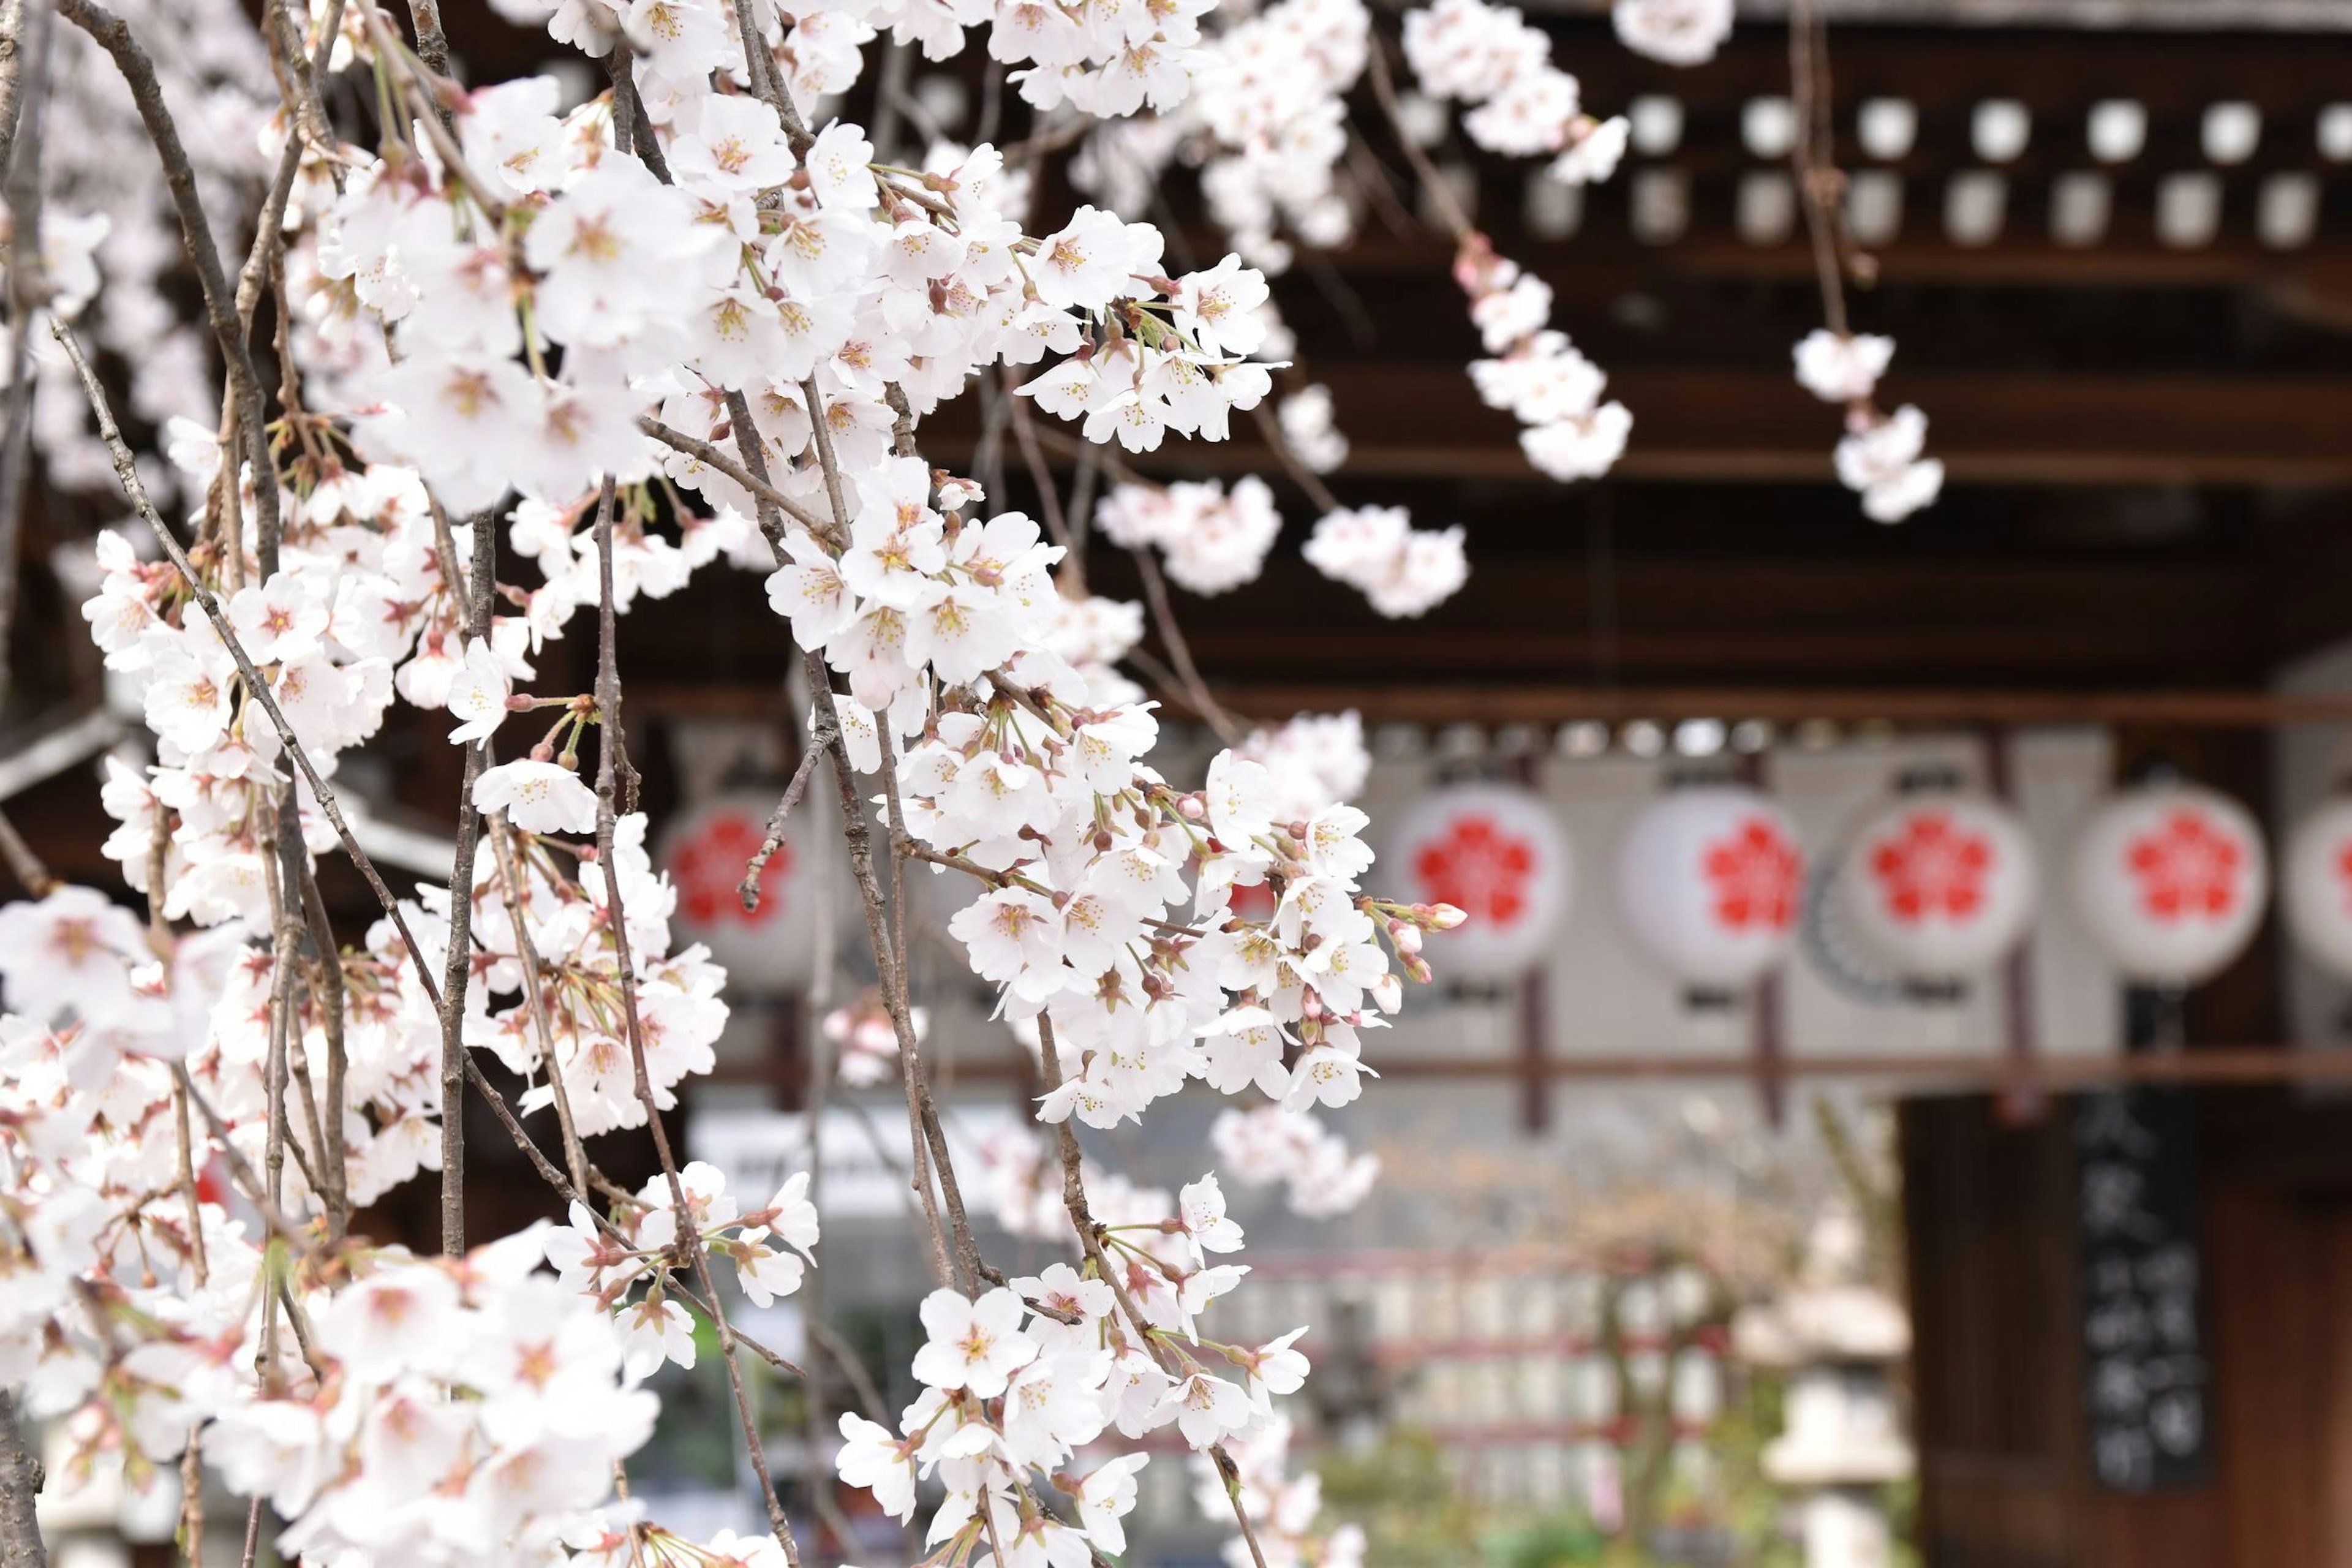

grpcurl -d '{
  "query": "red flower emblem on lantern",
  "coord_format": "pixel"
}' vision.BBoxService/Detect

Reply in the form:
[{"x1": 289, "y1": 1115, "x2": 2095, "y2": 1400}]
[
  {"x1": 1702, "y1": 817, "x2": 1799, "y2": 932},
  {"x1": 2125, "y1": 810, "x2": 2242, "y2": 922},
  {"x1": 2336, "y1": 842, "x2": 2352, "y2": 915},
  {"x1": 670, "y1": 808, "x2": 785, "y2": 927},
  {"x1": 1414, "y1": 813, "x2": 1537, "y2": 928},
  {"x1": 1869, "y1": 810, "x2": 1991, "y2": 925}
]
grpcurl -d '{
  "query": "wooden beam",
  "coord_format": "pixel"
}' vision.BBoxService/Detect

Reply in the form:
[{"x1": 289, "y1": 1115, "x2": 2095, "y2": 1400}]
[
  {"x1": 1531, "y1": 0, "x2": 2352, "y2": 25},
  {"x1": 1363, "y1": 1048, "x2": 2352, "y2": 1088},
  {"x1": 918, "y1": 1046, "x2": 2352, "y2": 1087},
  {"x1": 937, "y1": 367, "x2": 2352, "y2": 486},
  {"x1": 1187, "y1": 686, "x2": 2352, "y2": 728}
]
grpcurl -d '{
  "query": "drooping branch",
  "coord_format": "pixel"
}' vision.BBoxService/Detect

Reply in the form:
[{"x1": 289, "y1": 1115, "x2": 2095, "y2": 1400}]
[
  {"x1": 0, "y1": 0, "x2": 53, "y2": 706},
  {"x1": 50, "y1": 319, "x2": 445, "y2": 1003},
  {"x1": 436, "y1": 502, "x2": 497, "y2": 1254},
  {"x1": 54, "y1": 0, "x2": 281, "y2": 565},
  {"x1": 1035, "y1": 1016, "x2": 1272, "y2": 1568},
  {"x1": 636, "y1": 416, "x2": 839, "y2": 545},
  {"x1": 588, "y1": 473, "x2": 806, "y2": 1568}
]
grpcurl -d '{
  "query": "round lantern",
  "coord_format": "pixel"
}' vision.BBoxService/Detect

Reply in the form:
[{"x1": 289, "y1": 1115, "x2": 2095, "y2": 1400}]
[
  {"x1": 1615, "y1": 786, "x2": 1804, "y2": 991},
  {"x1": 2280, "y1": 796, "x2": 2352, "y2": 981},
  {"x1": 2068, "y1": 783, "x2": 2266, "y2": 986},
  {"x1": 1833, "y1": 794, "x2": 2040, "y2": 982},
  {"x1": 1385, "y1": 782, "x2": 1572, "y2": 982},
  {"x1": 658, "y1": 791, "x2": 818, "y2": 991}
]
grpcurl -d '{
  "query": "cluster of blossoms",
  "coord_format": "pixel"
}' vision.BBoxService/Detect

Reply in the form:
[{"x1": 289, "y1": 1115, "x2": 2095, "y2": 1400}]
[
  {"x1": 1403, "y1": 0, "x2": 1629, "y2": 182},
  {"x1": 1066, "y1": 0, "x2": 1369, "y2": 275},
  {"x1": 546, "y1": 1163, "x2": 820, "y2": 1377},
  {"x1": 1792, "y1": 328, "x2": 1945, "y2": 524},
  {"x1": 1611, "y1": 0, "x2": 1735, "y2": 66},
  {"x1": 1213, "y1": 1102, "x2": 1382, "y2": 1216},
  {"x1": 1237, "y1": 710, "x2": 1372, "y2": 823},
  {"x1": 835, "y1": 1174, "x2": 1327, "y2": 1556},
  {"x1": 823, "y1": 988, "x2": 928, "y2": 1086},
  {"x1": 1303, "y1": 505, "x2": 1469, "y2": 619},
  {"x1": 1183, "y1": 0, "x2": 1373, "y2": 271},
  {"x1": 906, "y1": 706, "x2": 1444, "y2": 1131},
  {"x1": 1096, "y1": 474, "x2": 1283, "y2": 594},
  {"x1": 0, "y1": 981, "x2": 654, "y2": 1566},
  {"x1": 1276, "y1": 383, "x2": 1349, "y2": 473},
  {"x1": 1456, "y1": 233, "x2": 1634, "y2": 484},
  {"x1": 0, "y1": 0, "x2": 1537, "y2": 1547},
  {"x1": 1015, "y1": 236, "x2": 1278, "y2": 453}
]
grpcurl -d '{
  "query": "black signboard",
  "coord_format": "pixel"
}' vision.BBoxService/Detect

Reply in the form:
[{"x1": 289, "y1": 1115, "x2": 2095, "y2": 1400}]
[{"x1": 2075, "y1": 1086, "x2": 2207, "y2": 1493}]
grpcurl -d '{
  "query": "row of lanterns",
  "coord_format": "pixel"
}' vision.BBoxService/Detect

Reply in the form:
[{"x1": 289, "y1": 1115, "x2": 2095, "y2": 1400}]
[{"x1": 1390, "y1": 778, "x2": 2352, "y2": 994}]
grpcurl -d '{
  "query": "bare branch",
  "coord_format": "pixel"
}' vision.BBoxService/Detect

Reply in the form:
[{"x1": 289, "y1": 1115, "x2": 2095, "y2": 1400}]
[
  {"x1": 0, "y1": 0, "x2": 53, "y2": 705},
  {"x1": 636, "y1": 417, "x2": 840, "y2": 545},
  {"x1": 437, "y1": 502, "x2": 497, "y2": 1254},
  {"x1": 1035, "y1": 1015, "x2": 1272, "y2": 1568},
  {"x1": 55, "y1": 0, "x2": 281, "y2": 566},
  {"x1": 1129, "y1": 543, "x2": 1242, "y2": 747},
  {"x1": 0, "y1": 805, "x2": 55, "y2": 896},
  {"x1": 739, "y1": 719, "x2": 831, "y2": 913}
]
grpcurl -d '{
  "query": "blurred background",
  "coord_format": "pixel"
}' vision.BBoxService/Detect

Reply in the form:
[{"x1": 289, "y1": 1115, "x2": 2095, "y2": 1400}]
[{"x1": 12, "y1": 0, "x2": 2352, "y2": 1565}]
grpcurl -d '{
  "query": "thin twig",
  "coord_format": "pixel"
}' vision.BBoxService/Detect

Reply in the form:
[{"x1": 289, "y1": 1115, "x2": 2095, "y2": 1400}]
[
  {"x1": 637, "y1": 417, "x2": 839, "y2": 545},
  {"x1": 1034, "y1": 1016, "x2": 1271, "y2": 1568},
  {"x1": 55, "y1": 0, "x2": 281, "y2": 565},
  {"x1": 1363, "y1": 35, "x2": 1475, "y2": 244},
  {"x1": 1128, "y1": 544, "x2": 1242, "y2": 746},
  {"x1": 0, "y1": 0, "x2": 54, "y2": 705},
  {"x1": 590, "y1": 472, "x2": 805, "y2": 1567},
  {"x1": 484, "y1": 815, "x2": 591, "y2": 1198},
  {"x1": 0, "y1": 805, "x2": 55, "y2": 895},
  {"x1": 50, "y1": 319, "x2": 446, "y2": 1007},
  {"x1": 739, "y1": 719, "x2": 831, "y2": 913}
]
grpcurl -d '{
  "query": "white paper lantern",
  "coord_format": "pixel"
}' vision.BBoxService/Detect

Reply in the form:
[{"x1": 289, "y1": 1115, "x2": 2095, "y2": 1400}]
[
  {"x1": 1615, "y1": 786, "x2": 1804, "y2": 990},
  {"x1": 2282, "y1": 795, "x2": 2352, "y2": 981},
  {"x1": 1834, "y1": 794, "x2": 2040, "y2": 981},
  {"x1": 2068, "y1": 783, "x2": 2266, "y2": 985},
  {"x1": 658, "y1": 791, "x2": 816, "y2": 991},
  {"x1": 1385, "y1": 782, "x2": 1572, "y2": 981}
]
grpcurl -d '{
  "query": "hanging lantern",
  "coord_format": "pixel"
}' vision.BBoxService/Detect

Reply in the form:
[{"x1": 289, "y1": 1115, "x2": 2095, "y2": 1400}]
[
  {"x1": 1615, "y1": 786, "x2": 1804, "y2": 992},
  {"x1": 1385, "y1": 781, "x2": 1572, "y2": 982},
  {"x1": 1833, "y1": 794, "x2": 2040, "y2": 983},
  {"x1": 2281, "y1": 796, "x2": 2352, "y2": 981},
  {"x1": 2068, "y1": 783, "x2": 2266, "y2": 986},
  {"x1": 658, "y1": 791, "x2": 817, "y2": 992}
]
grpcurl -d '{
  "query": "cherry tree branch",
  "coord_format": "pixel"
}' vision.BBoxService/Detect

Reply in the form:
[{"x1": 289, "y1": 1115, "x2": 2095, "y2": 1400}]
[
  {"x1": 0, "y1": 0, "x2": 53, "y2": 707},
  {"x1": 739, "y1": 713, "x2": 831, "y2": 913},
  {"x1": 50, "y1": 318, "x2": 447, "y2": 1006},
  {"x1": 636, "y1": 417, "x2": 840, "y2": 545},
  {"x1": 1128, "y1": 543, "x2": 1242, "y2": 746},
  {"x1": 0, "y1": 1389, "x2": 44, "y2": 1568},
  {"x1": 437, "y1": 504, "x2": 497, "y2": 1254},
  {"x1": 0, "y1": 806, "x2": 55, "y2": 896},
  {"x1": 483, "y1": 815, "x2": 593, "y2": 1199},
  {"x1": 53, "y1": 0, "x2": 282, "y2": 565},
  {"x1": 589, "y1": 472, "x2": 806, "y2": 1567},
  {"x1": 1035, "y1": 1016, "x2": 1272, "y2": 1568}
]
